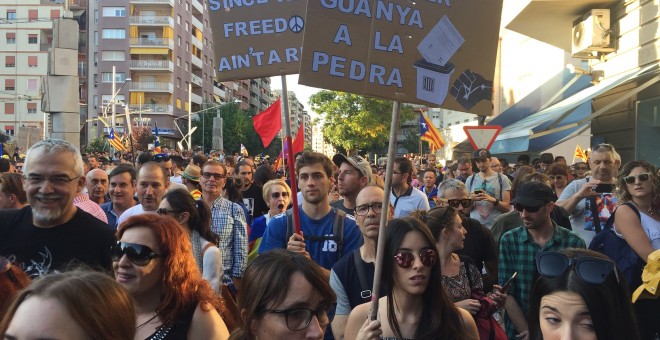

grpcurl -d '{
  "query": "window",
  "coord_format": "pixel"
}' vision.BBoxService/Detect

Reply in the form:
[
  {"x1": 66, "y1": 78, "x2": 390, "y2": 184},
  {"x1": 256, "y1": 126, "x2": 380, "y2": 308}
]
[
  {"x1": 176, "y1": 98, "x2": 181, "y2": 109},
  {"x1": 94, "y1": 31, "x2": 98, "y2": 45},
  {"x1": 102, "y1": 7, "x2": 126, "y2": 17},
  {"x1": 5, "y1": 79, "x2": 15, "y2": 91},
  {"x1": 5, "y1": 126, "x2": 14, "y2": 135},
  {"x1": 176, "y1": 57, "x2": 181, "y2": 67},
  {"x1": 6, "y1": 10, "x2": 16, "y2": 21},
  {"x1": 177, "y1": 15, "x2": 181, "y2": 25},
  {"x1": 94, "y1": 10, "x2": 98, "y2": 23},
  {"x1": 102, "y1": 29, "x2": 125, "y2": 39},
  {"x1": 101, "y1": 72, "x2": 127, "y2": 83},
  {"x1": 101, "y1": 50, "x2": 125, "y2": 61},
  {"x1": 28, "y1": 10, "x2": 38, "y2": 22},
  {"x1": 28, "y1": 34, "x2": 38, "y2": 44},
  {"x1": 101, "y1": 94, "x2": 125, "y2": 105},
  {"x1": 6, "y1": 32, "x2": 15, "y2": 44},
  {"x1": 51, "y1": 9, "x2": 60, "y2": 19},
  {"x1": 177, "y1": 35, "x2": 181, "y2": 46},
  {"x1": 28, "y1": 56, "x2": 38, "y2": 68},
  {"x1": 4, "y1": 103, "x2": 14, "y2": 115},
  {"x1": 177, "y1": 77, "x2": 181, "y2": 88},
  {"x1": 184, "y1": 62, "x2": 189, "y2": 71},
  {"x1": 185, "y1": 21, "x2": 189, "y2": 32},
  {"x1": 185, "y1": 2, "x2": 190, "y2": 11},
  {"x1": 5, "y1": 56, "x2": 15, "y2": 67},
  {"x1": 27, "y1": 102, "x2": 37, "y2": 114},
  {"x1": 27, "y1": 79, "x2": 37, "y2": 91},
  {"x1": 186, "y1": 42, "x2": 190, "y2": 52}
]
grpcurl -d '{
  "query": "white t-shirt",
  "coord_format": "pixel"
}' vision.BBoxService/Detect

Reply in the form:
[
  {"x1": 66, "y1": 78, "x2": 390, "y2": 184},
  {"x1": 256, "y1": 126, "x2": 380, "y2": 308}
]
[{"x1": 116, "y1": 204, "x2": 157, "y2": 225}]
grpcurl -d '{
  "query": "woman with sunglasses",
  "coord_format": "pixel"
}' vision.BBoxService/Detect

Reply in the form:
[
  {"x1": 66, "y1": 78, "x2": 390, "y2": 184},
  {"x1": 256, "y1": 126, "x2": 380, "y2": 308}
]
[
  {"x1": 159, "y1": 188, "x2": 222, "y2": 293},
  {"x1": 345, "y1": 217, "x2": 478, "y2": 340},
  {"x1": 248, "y1": 179, "x2": 291, "y2": 262},
  {"x1": 113, "y1": 214, "x2": 230, "y2": 339},
  {"x1": 612, "y1": 160, "x2": 660, "y2": 339},
  {"x1": 229, "y1": 249, "x2": 336, "y2": 340},
  {"x1": 422, "y1": 207, "x2": 507, "y2": 319},
  {"x1": 529, "y1": 249, "x2": 638, "y2": 340}
]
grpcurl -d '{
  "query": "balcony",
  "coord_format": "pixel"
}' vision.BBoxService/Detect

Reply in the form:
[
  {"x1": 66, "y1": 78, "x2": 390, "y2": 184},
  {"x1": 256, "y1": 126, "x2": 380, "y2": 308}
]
[
  {"x1": 130, "y1": 16, "x2": 174, "y2": 27},
  {"x1": 191, "y1": 74, "x2": 203, "y2": 87},
  {"x1": 192, "y1": 16, "x2": 203, "y2": 31},
  {"x1": 130, "y1": 38, "x2": 174, "y2": 49},
  {"x1": 214, "y1": 85, "x2": 225, "y2": 98},
  {"x1": 190, "y1": 92, "x2": 202, "y2": 104},
  {"x1": 132, "y1": 0, "x2": 174, "y2": 5},
  {"x1": 191, "y1": 36, "x2": 203, "y2": 50},
  {"x1": 191, "y1": 55, "x2": 203, "y2": 69},
  {"x1": 250, "y1": 96, "x2": 260, "y2": 107},
  {"x1": 129, "y1": 60, "x2": 174, "y2": 71},
  {"x1": 129, "y1": 82, "x2": 174, "y2": 93},
  {"x1": 192, "y1": 0, "x2": 204, "y2": 14},
  {"x1": 128, "y1": 104, "x2": 173, "y2": 114}
]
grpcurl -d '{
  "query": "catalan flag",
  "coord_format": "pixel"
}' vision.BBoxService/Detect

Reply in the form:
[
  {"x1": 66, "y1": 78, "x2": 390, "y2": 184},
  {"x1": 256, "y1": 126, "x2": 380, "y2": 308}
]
[
  {"x1": 574, "y1": 144, "x2": 587, "y2": 162},
  {"x1": 153, "y1": 122, "x2": 161, "y2": 154},
  {"x1": 419, "y1": 110, "x2": 445, "y2": 151},
  {"x1": 107, "y1": 128, "x2": 126, "y2": 151}
]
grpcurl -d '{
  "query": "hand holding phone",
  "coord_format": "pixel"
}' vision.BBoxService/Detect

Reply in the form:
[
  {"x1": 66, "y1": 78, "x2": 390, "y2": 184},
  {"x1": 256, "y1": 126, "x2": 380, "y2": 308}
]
[
  {"x1": 473, "y1": 189, "x2": 483, "y2": 195},
  {"x1": 501, "y1": 272, "x2": 517, "y2": 292}
]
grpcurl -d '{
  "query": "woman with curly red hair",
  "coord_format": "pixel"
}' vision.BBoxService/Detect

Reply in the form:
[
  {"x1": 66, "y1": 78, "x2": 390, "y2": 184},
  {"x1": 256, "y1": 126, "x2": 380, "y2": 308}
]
[{"x1": 114, "y1": 214, "x2": 229, "y2": 339}]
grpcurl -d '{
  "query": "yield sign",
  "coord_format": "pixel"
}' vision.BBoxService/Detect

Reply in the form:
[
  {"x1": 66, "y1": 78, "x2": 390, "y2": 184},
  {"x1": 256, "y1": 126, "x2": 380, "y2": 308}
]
[{"x1": 463, "y1": 126, "x2": 502, "y2": 151}]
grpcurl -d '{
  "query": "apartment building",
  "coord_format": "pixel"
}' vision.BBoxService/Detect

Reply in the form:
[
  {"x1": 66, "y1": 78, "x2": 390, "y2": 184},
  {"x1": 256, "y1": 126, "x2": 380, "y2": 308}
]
[
  {"x1": 90, "y1": 0, "x2": 216, "y2": 145},
  {"x1": 0, "y1": 0, "x2": 68, "y2": 139}
]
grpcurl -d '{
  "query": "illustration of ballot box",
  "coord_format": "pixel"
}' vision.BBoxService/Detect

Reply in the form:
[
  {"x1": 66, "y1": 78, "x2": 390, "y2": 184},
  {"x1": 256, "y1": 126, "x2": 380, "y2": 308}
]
[{"x1": 414, "y1": 59, "x2": 454, "y2": 106}]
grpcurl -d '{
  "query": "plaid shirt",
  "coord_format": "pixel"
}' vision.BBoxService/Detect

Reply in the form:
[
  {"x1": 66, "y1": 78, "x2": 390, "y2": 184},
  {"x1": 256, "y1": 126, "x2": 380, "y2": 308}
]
[
  {"x1": 210, "y1": 196, "x2": 247, "y2": 285},
  {"x1": 498, "y1": 223, "x2": 585, "y2": 338}
]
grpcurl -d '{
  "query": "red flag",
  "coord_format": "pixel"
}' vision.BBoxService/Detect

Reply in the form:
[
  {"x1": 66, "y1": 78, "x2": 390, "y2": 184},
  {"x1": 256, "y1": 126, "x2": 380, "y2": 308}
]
[
  {"x1": 292, "y1": 122, "x2": 304, "y2": 154},
  {"x1": 252, "y1": 98, "x2": 282, "y2": 147}
]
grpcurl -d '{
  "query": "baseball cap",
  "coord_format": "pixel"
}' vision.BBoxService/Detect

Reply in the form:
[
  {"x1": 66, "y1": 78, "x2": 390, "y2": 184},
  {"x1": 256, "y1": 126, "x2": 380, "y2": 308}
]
[
  {"x1": 473, "y1": 148, "x2": 492, "y2": 160},
  {"x1": 511, "y1": 182, "x2": 556, "y2": 206},
  {"x1": 332, "y1": 154, "x2": 371, "y2": 178}
]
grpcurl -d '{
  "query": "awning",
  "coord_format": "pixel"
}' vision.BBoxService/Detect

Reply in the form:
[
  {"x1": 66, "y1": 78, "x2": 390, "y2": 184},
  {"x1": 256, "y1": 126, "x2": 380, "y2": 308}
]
[
  {"x1": 130, "y1": 48, "x2": 169, "y2": 55},
  {"x1": 490, "y1": 63, "x2": 660, "y2": 153},
  {"x1": 213, "y1": 94, "x2": 222, "y2": 103}
]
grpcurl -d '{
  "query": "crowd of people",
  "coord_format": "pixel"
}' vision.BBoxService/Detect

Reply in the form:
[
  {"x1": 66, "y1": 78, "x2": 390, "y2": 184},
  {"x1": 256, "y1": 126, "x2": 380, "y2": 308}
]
[{"x1": 0, "y1": 138, "x2": 658, "y2": 340}]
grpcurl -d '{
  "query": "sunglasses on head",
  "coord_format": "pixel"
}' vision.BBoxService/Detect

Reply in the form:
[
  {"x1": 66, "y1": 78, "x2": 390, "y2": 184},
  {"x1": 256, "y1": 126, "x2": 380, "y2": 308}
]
[
  {"x1": 111, "y1": 242, "x2": 164, "y2": 266},
  {"x1": 623, "y1": 173, "x2": 650, "y2": 184},
  {"x1": 157, "y1": 208, "x2": 179, "y2": 215},
  {"x1": 513, "y1": 203, "x2": 543, "y2": 213},
  {"x1": 447, "y1": 199, "x2": 472, "y2": 209},
  {"x1": 536, "y1": 251, "x2": 618, "y2": 284},
  {"x1": 394, "y1": 249, "x2": 437, "y2": 268},
  {"x1": 270, "y1": 191, "x2": 289, "y2": 199}
]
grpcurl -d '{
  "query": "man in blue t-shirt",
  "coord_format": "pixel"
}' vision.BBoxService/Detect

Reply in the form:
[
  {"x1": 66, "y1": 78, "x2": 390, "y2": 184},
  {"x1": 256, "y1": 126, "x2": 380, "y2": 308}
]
[{"x1": 259, "y1": 151, "x2": 363, "y2": 271}]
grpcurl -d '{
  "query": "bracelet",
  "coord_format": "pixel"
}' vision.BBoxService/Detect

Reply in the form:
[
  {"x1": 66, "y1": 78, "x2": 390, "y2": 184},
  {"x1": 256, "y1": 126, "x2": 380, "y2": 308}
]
[{"x1": 493, "y1": 198, "x2": 500, "y2": 206}]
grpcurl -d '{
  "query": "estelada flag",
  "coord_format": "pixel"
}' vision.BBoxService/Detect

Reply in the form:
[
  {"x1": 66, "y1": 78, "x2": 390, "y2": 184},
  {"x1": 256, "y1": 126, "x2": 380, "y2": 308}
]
[
  {"x1": 252, "y1": 98, "x2": 282, "y2": 148},
  {"x1": 419, "y1": 110, "x2": 445, "y2": 151},
  {"x1": 107, "y1": 128, "x2": 126, "y2": 151},
  {"x1": 574, "y1": 145, "x2": 587, "y2": 162}
]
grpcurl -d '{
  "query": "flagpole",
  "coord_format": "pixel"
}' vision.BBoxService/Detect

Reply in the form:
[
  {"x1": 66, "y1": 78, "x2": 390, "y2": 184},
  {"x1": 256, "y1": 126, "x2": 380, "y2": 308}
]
[{"x1": 280, "y1": 76, "x2": 301, "y2": 235}]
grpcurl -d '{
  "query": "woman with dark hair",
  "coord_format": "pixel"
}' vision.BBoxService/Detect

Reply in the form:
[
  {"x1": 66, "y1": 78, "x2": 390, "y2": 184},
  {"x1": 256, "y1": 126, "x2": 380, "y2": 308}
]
[
  {"x1": 421, "y1": 208, "x2": 506, "y2": 320},
  {"x1": 229, "y1": 249, "x2": 337, "y2": 340},
  {"x1": 159, "y1": 188, "x2": 222, "y2": 293},
  {"x1": 345, "y1": 217, "x2": 478, "y2": 340},
  {"x1": 114, "y1": 214, "x2": 229, "y2": 339},
  {"x1": 611, "y1": 160, "x2": 660, "y2": 339},
  {"x1": 253, "y1": 164, "x2": 275, "y2": 188},
  {"x1": 510, "y1": 165, "x2": 535, "y2": 202},
  {"x1": 224, "y1": 176, "x2": 250, "y2": 224},
  {"x1": 528, "y1": 248, "x2": 638, "y2": 340},
  {"x1": 1, "y1": 269, "x2": 135, "y2": 339},
  {"x1": 545, "y1": 163, "x2": 571, "y2": 199},
  {"x1": 0, "y1": 257, "x2": 30, "y2": 318}
]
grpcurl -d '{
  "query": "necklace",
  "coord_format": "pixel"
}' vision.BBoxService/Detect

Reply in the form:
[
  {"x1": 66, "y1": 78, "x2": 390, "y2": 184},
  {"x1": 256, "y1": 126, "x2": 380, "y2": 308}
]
[
  {"x1": 632, "y1": 201, "x2": 655, "y2": 216},
  {"x1": 137, "y1": 312, "x2": 158, "y2": 329}
]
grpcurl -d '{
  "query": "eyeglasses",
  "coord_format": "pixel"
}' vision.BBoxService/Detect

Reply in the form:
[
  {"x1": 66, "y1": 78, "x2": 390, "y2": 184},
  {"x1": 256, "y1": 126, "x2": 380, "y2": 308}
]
[
  {"x1": 111, "y1": 242, "x2": 164, "y2": 266},
  {"x1": 201, "y1": 172, "x2": 225, "y2": 180},
  {"x1": 270, "y1": 191, "x2": 290, "y2": 199},
  {"x1": 24, "y1": 175, "x2": 80, "y2": 186},
  {"x1": 262, "y1": 302, "x2": 337, "y2": 331},
  {"x1": 623, "y1": 173, "x2": 650, "y2": 184},
  {"x1": 447, "y1": 199, "x2": 472, "y2": 209},
  {"x1": 354, "y1": 202, "x2": 383, "y2": 216},
  {"x1": 536, "y1": 251, "x2": 618, "y2": 284},
  {"x1": 548, "y1": 175, "x2": 565, "y2": 180},
  {"x1": 513, "y1": 203, "x2": 543, "y2": 213},
  {"x1": 151, "y1": 154, "x2": 170, "y2": 162},
  {"x1": 394, "y1": 249, "x2": 437, "y2": 268},
  {"x1": 157, "y1": 208, "x2": 180, "y2": 215}
]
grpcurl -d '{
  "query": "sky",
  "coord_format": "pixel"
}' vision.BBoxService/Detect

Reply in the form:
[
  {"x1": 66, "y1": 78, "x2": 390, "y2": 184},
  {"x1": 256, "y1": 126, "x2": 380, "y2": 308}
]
[{"x1": 269, "y1": 74, "x2": 322, "y2": 117}]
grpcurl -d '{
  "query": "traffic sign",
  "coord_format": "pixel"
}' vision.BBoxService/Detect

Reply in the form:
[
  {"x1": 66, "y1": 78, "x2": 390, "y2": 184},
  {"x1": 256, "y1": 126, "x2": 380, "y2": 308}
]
[{"x1": 463, "y1": 126, "x2": 502, "y2": 150}]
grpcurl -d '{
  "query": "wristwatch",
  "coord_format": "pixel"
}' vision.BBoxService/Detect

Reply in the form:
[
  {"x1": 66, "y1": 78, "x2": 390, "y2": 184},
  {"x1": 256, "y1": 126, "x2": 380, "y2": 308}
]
[{"x1": 493, "y1": 198, "x2": 500, "y2": 206}]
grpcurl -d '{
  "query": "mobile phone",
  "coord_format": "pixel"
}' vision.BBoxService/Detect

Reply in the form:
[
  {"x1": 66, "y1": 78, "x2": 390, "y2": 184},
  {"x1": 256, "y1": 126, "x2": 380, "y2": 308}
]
[
  {"x1": 594, "y1": 183, "x2": 614, "y2": 193},
  {"x1": 474, "y1": 189, "x2": 483, "y2": 195},
  {"x1": 501, "y1": 272, "x2": 517, "y2": 292}
]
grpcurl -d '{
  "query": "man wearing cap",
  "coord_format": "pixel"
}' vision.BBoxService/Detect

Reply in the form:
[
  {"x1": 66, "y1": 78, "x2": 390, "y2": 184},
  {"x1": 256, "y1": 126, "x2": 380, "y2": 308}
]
[
  {"x1": 331, "y1": 154, "x2": 372, "y2": 216},
  {"x1": 466, "y1": 148, "x2": 512, "y2": 229},
  {"x1": 101, "y1": 164, "x2": 137, "y2": 229},
  {"x1": 499, "y1": 182, "x2": 585, "y2": 340},
  {"x1": 181, "y1": 163, "x2": 202, "y2": 200}
]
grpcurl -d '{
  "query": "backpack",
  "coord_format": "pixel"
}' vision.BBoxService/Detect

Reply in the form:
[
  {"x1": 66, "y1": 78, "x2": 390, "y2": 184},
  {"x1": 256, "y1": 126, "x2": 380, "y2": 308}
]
[
  {"x1": 285, "y1": 208, "x2": 346, "y2": 259},
  {"x1": 469, "y1": 173, "x2": 504, "y2": 200},
  {"x1": 588, "y1": 202, "x2": 645, "y2": 288}
]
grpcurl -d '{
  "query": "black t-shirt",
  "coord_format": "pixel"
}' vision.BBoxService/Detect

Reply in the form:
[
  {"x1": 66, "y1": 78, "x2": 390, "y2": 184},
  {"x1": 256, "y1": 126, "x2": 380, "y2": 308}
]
[
  {"x1": 242, "y1": 183, "x2": 268, "y2": 221},
  {"x1": 455, "y1": 216, "x2": 498, "y2": 289},
  {"x1": 332, "y1": 250, "x2": 379, "y2": 309},
  {"x1": 331, "y1": 199, "x2": 355, "y2": 216},
  {"x1": 0, "y1": 206, "x2": 115, "y2": 277}
]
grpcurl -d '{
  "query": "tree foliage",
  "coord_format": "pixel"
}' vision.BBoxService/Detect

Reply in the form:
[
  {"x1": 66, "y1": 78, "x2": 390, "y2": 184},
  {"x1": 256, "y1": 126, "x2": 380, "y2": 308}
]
[
  {"x1": 402, "y1": 129, "x2": 421, "y2": 154},
  {"x1": 309, "y1": 91, "x2": 414, "y2": 154}
]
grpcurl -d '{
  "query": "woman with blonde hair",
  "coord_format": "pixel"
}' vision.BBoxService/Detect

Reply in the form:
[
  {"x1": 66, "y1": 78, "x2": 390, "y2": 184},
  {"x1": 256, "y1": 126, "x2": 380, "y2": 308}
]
[{"x1": 248, "y1": 179, "x2": 291, "y2": 261}]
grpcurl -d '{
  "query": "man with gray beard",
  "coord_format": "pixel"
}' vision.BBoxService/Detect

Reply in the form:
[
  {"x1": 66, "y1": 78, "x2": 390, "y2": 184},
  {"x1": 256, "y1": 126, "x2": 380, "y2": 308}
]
[{"x1": 0, "y1": 139, "x2": 114, "y2": 277}]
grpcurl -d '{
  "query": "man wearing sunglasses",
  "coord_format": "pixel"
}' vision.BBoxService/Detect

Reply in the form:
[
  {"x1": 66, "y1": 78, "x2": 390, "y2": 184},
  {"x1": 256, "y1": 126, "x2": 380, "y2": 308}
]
[
  {"x1": 499, "y1": 181, "x2": 585, "y2": 340},
  {"x1": 557, "y1": 143, "x2": 621, "y2": 245},
  {"x1": 0, "y1": 139, "x2": 115, "y2": 277},
  {"x1": 331, "y1": 154, "x2": 372, "y2": 216}
]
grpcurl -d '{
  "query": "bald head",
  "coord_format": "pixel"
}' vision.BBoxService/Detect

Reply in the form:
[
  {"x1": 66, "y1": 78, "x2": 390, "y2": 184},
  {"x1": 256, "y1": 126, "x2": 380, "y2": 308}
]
[
  {"x1": 86, "y1": 168, "x2": 109, "y2": 204},
  {"x1": 355, "y1": 185, "x2": 386, "y2": 239}
]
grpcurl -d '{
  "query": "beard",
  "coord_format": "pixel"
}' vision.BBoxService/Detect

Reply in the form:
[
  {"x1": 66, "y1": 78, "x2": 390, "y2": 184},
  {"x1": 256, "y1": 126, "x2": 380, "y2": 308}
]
[{"x1": 32, "y1": 206, "x2": 66, "y2": 225}]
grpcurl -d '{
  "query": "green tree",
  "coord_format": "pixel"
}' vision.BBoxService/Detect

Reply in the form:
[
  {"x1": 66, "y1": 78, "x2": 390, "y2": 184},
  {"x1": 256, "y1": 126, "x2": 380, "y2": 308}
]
[
  {"x1": 83, "y1": 137, "x2": 109, "y2": 153},
  {"x1": 402, "y1": 129, "x2": 421, "y2": 154},
  {"x1": 309, "y1": 91, "x2": 414, "y2": 154}
]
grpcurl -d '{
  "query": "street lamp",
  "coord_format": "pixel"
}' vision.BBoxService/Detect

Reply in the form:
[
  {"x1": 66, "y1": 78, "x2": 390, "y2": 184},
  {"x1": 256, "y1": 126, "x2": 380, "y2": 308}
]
[{"x1": 102, "y1": 66, "x2": 131, "y2": 134}]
